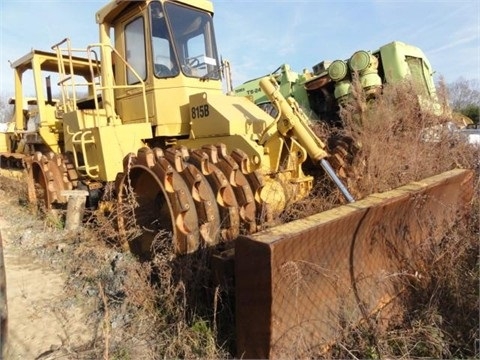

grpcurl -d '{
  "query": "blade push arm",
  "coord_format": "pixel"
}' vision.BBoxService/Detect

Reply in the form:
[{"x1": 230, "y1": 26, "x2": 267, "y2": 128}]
[{"x1": 259, "y1": 76, "x2": 355, "y2": 203}]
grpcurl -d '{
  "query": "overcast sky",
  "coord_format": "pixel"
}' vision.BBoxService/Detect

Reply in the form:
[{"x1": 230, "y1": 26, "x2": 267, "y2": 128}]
[{"x1": 0, "y1": 0, "x2": 479, "y2": 98}]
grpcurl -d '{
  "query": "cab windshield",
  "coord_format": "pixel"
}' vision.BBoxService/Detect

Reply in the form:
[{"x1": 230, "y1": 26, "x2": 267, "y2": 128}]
[
  {"x1": 163, "y1": 2, "x2": 220, "y2": 79},
  {"x1": 150, "y1": 2, "x2": 178, "y2": 78}
]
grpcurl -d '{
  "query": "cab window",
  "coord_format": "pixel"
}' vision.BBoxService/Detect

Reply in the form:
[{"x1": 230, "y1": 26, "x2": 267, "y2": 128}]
[
  {"x1": 165, "y1": 2, "x2": 220, "y2": 79},
  {"x1": 125, "y1": 16, "x2": 147, "y2": 84},
  {"x1": 150, "y1": 2, "x2": 179, "y2": 78}
]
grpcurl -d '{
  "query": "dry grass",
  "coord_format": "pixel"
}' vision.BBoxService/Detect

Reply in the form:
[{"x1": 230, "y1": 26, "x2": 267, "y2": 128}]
[
  {"x1": 284, "y1": 77, "x2": 479, "y2": 220},
  {"x1": 0, "y1": 175, "x2": 230, "y2": 359},
  {"x1": 338, "y1": 78, "x2": 478, "y2": 197},
  {"x1": 80, "y1": 185, "x2": 231, "y2": 359},
  {"x1": 323, "y1": 193, "x2": 479, "y2": 360},
  {"x1": 299, "y1": 77, "x2": 480, "y2": 359},
  {"x1": 0, "y1": 76, "x2": 478, "y2": 359}
]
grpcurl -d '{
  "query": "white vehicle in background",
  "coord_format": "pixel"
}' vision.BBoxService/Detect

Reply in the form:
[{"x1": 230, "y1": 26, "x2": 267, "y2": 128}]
[
  {"x1": 421, "y1": 121, "x2": 480, "y2": 146},
  {"x1": 457, "y1": 123, "x2": 480, "y2": 145}
]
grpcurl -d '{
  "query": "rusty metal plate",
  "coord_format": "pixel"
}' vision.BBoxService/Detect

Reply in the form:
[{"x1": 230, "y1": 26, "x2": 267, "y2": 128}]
[{"x1": 235, "y1": 169, "x2": 474, "y2": 359}]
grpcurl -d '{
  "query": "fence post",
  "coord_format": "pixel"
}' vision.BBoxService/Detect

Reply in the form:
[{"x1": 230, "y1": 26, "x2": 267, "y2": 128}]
[{"x1": 60, "y1": 190, "x2": 89, "y2": 231}]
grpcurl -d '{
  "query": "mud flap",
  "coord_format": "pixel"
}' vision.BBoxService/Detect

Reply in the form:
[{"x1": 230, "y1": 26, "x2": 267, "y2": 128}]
[{"x1": 235, "y1": 169, "x2": 474, "y2": 359}]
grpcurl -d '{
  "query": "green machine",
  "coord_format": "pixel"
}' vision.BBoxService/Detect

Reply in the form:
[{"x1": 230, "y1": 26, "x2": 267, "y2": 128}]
[{"x1": 234, "y1": 41, "x2": 443, "y2": 125}]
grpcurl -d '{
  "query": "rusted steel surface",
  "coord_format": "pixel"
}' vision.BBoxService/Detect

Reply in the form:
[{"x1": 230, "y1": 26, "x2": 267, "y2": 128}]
[{"x1": 235, "y1": 169, "x2": 474, "y2": 359}]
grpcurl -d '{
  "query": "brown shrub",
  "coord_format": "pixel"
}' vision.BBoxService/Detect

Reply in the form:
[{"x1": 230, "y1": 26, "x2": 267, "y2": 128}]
[
  {"x1": 1, "y1": 75, "x2": 477, "y2": 359},
  {"x1": 339, "y1": 79, "x2": 478, "y2": 196},
  {"x1": 309, "y1": 78, "x2": 480, "y2": 359}
]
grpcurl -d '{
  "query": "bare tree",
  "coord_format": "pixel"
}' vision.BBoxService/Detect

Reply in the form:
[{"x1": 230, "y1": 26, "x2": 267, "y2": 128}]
[
  {"x1": 0, "y1": 96, "x2": 13, "y2": 124},
  {"x1": 446, "y1": 77, "x2": 479, "y2": 123}
]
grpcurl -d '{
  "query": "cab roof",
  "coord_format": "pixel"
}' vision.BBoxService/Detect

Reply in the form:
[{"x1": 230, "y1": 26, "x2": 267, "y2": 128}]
[{"x1": 96, "y1": 0, "x2": 214, "y2": 24}]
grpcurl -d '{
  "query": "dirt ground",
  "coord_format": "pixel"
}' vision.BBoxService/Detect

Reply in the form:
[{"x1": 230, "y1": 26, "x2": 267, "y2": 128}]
[{"x1": 0, "y1": 195, "x2": 96, "y2": 359}]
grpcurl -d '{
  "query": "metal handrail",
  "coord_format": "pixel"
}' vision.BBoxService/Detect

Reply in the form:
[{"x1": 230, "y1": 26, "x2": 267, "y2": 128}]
[
  {"x1": 51, "y1": 38, "x2": 149, "y2": 127},
  {"x1": 86, "y1": 43, "x2": 149, "y2": 125}
]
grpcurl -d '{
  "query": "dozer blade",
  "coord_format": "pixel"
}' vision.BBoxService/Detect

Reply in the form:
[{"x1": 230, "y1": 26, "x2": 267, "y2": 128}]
[{"x1": 235, "y1": 168, "x2": 474, "y2": 359}]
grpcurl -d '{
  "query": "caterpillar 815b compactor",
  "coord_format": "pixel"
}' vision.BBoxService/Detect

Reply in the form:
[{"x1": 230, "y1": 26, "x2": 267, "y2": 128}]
[{"x1": 0, "y1": 0, "x2": 474, "y2": 358}]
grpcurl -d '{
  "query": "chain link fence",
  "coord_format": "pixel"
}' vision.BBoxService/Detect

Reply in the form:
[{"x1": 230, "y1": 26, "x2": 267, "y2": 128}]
[{"x1": 235, "y1": 169, "x2": 474, "y2": 359}]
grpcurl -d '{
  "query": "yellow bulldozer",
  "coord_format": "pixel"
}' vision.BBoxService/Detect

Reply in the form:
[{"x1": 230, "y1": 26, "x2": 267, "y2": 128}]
[{"x1": 0, "y1": 0, "x2": 474, "y2": 358}]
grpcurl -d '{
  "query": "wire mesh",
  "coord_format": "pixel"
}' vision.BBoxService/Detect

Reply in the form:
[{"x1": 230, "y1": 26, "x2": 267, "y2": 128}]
[{"x1": 235, "y1": 169, "x2": 474, "y2": 359}]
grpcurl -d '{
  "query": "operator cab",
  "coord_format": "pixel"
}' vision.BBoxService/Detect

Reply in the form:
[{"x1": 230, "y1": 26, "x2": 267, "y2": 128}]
[
  {"x1": 106, "y1": 0, "x2": 223, "y2": 135},
  {"x1": 149, "y1": 1, "x2": 220, "y2": 80}
]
